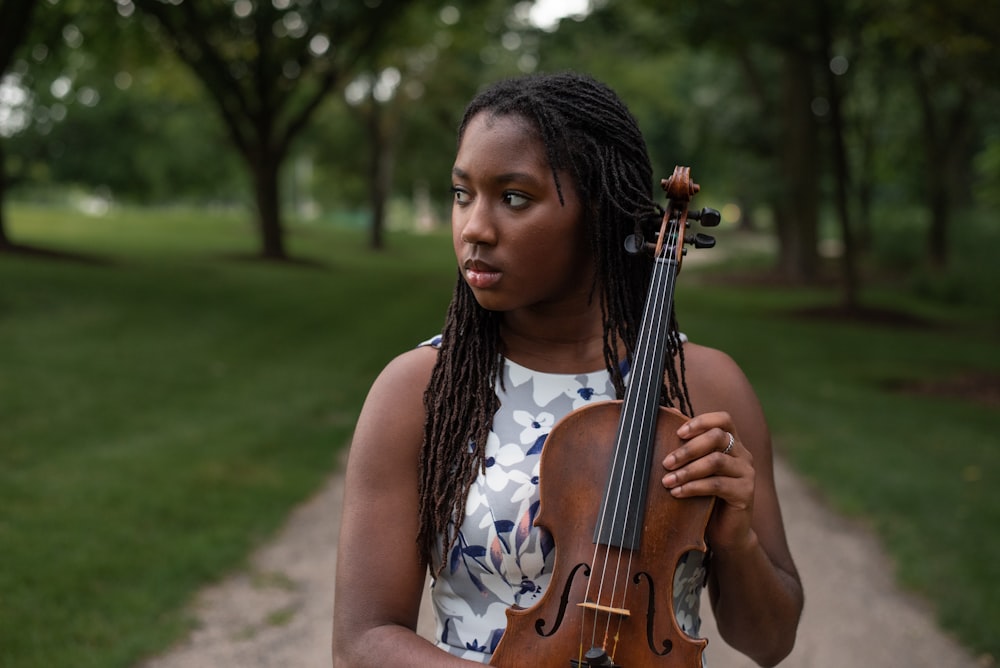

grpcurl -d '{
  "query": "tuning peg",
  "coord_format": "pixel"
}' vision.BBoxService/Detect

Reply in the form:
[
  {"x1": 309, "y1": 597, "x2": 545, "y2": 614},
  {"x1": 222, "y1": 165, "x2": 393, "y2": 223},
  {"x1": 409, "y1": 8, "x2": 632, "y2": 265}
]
[
  {"x1": 625, "y1": 234, "x2": 656, "y2": 255},
  {"x1": 624, "y1": 234, "x2": 644, "y2": 255},
  {"x1": 685, "y1": 233, "x2": 716, "y2": 249},
  {"x1": 688, "y1": 207, "x2": 721, "y2": 227}
]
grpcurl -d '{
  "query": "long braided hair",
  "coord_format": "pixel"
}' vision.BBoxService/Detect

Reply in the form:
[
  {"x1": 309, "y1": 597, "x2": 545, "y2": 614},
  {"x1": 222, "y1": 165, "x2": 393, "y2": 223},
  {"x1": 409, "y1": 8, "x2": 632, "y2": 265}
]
[{"x1": 417, "y1": 72, "x2": 693, "y2": 568}]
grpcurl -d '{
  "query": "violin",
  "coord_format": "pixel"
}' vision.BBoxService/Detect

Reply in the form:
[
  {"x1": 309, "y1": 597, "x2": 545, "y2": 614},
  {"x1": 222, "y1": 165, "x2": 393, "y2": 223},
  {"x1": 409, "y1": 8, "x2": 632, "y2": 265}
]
[{"x1": 489, "y1": 167, "x2": 721, "y2": 667}]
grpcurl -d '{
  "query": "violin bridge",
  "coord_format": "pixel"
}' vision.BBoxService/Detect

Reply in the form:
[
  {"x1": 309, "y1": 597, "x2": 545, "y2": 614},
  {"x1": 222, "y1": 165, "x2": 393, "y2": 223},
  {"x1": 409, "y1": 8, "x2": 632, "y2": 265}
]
[{"x1": 576, "y1": 601, "x2": 631, "y2": 618}]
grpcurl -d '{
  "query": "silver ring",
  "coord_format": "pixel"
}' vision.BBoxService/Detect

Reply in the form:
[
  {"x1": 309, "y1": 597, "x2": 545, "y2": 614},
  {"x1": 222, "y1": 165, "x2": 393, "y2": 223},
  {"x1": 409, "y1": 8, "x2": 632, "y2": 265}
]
[{"x1": 723, "y1": 432, "x2": 735, "y2": 455}]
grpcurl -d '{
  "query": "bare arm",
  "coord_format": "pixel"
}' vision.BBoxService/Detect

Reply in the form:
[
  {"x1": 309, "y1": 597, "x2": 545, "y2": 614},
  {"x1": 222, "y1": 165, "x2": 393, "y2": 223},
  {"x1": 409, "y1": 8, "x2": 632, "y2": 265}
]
[
  {"x1": 332, "y1": 347, "x2": 477, "y2": 667},
  {"x1": 663, "y1": 343, "x2": 803, "y2": 666}
]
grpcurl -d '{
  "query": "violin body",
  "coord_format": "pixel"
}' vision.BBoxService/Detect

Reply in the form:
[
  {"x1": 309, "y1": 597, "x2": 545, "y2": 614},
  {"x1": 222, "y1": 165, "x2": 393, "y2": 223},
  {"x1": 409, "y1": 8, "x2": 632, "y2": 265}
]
[{"x1": 489, "y1": 400, "x2": 715, "y2": 668}]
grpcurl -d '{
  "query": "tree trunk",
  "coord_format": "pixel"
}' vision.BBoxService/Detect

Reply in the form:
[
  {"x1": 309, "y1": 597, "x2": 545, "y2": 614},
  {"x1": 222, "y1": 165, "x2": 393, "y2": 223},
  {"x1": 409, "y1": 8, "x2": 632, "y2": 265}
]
[
  {"x1": 366, "y1": 99, "x2": 398, "y2": 251},
  {"x1": 0, "y1": 0, "x2": 41, "y2": 75},
  {"x1": 367, "y1": 103, "x2": 387, "y2": 251},
  {"x1": 912, "y1": 59, "x2": 974, "y2": 271},
  {"x1": 0, "y1": 137, "x2": 10, "y2": 250},
  {"x1": 0, "y1": 0, "x2": 43, "y2": 253},
  {"x1": 928, "y1": 94, "x2": 973, "y2": 269},
  {"x1": 818, "y1": 0, "x2": 860, "y2": 310},
  {"x1": 252, "y1": 154, "x2": 286, "y2": 260},
  {"x1": 914, "y1": 72, "x2": 948, "y2": 270},
  {"x1": 775, "y1": 52, "x2": 821, "y2": 283},
  {"x1": 854, "y1": 113, "x2": 875, "y2": 253}
]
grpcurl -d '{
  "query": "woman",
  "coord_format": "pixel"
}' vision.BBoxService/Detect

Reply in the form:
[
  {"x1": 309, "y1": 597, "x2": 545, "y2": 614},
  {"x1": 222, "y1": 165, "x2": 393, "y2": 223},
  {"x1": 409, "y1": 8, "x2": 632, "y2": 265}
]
[{"x1": 332, "y1": 71, "x2": 803, "y2": 667}]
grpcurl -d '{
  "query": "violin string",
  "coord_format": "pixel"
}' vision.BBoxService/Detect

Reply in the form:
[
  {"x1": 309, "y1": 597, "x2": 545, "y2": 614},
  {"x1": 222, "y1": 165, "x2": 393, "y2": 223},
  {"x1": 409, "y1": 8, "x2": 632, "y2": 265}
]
[
  {"x1": 584, "y1": 260, "x2": 667, "y2": 650},
  {"x1": 584, "y1": 376, "x2": 633, "y2": 650},
  {"x1": 611, "y1": 221, "x2": 678, "y2": 645},
  {"x1": 584, "y1": 211, "x2": 682, "y2": 655},
  {"x1": 588, "y1": 278, "x2": 653, "y2": 649}
]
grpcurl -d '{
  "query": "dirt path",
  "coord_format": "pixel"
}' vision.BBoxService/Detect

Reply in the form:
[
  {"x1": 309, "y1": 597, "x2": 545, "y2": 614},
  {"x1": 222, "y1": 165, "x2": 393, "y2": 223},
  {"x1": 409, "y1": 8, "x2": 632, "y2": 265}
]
[{"x1": 138, "y1": 456, "x2": 982, "y2": 668}]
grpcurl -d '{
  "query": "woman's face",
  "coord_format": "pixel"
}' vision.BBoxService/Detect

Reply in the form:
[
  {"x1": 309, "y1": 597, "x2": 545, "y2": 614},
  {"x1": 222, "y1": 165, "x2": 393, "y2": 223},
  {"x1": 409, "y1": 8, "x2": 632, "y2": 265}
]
[{"x1": 451, "y1": 112, "x2": 593, "y2": 315}]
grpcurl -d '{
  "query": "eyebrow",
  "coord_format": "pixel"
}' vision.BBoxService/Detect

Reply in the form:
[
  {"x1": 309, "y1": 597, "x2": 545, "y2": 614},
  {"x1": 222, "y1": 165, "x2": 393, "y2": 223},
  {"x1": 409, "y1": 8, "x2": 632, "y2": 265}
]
[{"x1": 451, "y1": 166, "x2": 545, "y2": 188}]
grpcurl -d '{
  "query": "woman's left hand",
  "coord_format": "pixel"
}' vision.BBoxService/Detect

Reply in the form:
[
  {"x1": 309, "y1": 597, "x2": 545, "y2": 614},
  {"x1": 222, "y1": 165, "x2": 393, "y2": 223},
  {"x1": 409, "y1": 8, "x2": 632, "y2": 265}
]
[{"x1": 661, "y1": 411, "x2": 756, "y2": 552}]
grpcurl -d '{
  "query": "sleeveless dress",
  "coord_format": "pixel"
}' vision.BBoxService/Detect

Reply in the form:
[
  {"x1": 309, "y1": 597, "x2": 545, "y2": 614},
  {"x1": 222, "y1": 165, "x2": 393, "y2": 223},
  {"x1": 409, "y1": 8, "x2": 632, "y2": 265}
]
[{"x1": 420, "y1": 336, "x2": 708, "y2": 664}]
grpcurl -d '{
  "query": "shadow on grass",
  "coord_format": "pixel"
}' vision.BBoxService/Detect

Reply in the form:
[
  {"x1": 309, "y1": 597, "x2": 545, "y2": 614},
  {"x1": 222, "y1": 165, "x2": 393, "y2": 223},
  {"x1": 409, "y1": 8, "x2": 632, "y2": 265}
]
[
  {"x1": 789, "y1": 303, "x2": 937, "y2": 329},
  {"x1": 0, "y1": 242, "x2": 114, "y2": 265},
  {"x1": 881, "y1": 371, "x2": 1000, "y2": 410},
  {"x1": 217, "y1": 251, "x2": 331, "y2": 270}
]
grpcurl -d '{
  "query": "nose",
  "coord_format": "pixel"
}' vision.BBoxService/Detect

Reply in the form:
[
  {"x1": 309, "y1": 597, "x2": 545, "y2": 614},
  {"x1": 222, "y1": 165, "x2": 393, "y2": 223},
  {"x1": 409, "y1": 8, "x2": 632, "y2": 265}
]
[{"x1": 456, "y1": 198, "x2": 498, "y2": 246}]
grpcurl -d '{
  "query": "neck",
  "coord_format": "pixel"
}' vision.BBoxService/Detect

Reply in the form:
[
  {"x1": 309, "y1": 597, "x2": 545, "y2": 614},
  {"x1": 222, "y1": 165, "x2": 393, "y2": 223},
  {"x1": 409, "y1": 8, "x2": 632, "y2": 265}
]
[{"x1": 498, "y1": 306, "x2": 613, "y2": 374}]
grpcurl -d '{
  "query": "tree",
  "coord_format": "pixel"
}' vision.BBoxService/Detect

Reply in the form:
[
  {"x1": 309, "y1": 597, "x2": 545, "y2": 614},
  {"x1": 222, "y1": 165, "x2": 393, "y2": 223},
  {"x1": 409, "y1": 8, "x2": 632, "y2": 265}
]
[
  {"x1": 547, "y1": 0, "x2": 825, "y2": 284},
  {"x1": 816, "y1": 0, "x2": 860, "y2": 310},
  {"x1": 0, "y1": 0, "x2": 42, "y2": 250},
  {"x1": 342, "y1": 0, "x2": 539, "y2": 249},
  {"x1": 2, "y1": 0, "x2": 135, "y2": 254},
  {"x1": 128, "y1": 0, "x2": 417, "y2": 260},
  {"x1": 871, "y1": 0, "x2": 999, "y2": 269},
  {"x1": 9, "y1": 71, "x2": 247, "y2": 204},
  {"x1": 678, "y1": 0, "x2": 826, "y2": 284}
]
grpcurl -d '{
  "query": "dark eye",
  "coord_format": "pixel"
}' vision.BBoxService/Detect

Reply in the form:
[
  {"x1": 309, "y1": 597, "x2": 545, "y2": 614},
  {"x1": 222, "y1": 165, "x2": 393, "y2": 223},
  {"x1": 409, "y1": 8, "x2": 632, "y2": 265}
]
[
  {"x1": 451, "y1": 186, "x2": 471, "y2": 205},
  {"x1": 503, "y1": 192, "x2": 529, "y2": 208}
]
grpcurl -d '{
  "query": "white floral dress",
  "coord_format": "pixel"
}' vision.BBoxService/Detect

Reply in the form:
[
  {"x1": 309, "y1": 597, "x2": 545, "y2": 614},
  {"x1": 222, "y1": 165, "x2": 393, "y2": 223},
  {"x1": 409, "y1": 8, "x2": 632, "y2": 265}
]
[{"x1": 420, "y1": 336, "x2": 708, "y2": 664}]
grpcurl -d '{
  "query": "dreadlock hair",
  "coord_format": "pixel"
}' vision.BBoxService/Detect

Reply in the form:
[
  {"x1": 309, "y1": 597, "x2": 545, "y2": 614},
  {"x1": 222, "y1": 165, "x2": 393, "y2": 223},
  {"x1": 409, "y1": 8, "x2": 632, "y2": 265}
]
[{"x1": 417, "y1": 71, "x2": 693, "y2": 569}]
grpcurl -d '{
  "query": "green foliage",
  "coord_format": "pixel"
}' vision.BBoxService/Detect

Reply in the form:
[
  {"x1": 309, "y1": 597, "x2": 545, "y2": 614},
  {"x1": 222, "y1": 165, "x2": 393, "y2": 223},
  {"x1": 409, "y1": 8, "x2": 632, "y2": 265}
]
[
  {"x1": 8, "y1": 77, "x2": 247, "y2": 203},
  {"x1": 973, "y1": 131, "x2": 1000, "y2": 209},
  {"x1": 310, "y1": 0, "x2": 544, "y2": 211},
  {"x1": 6, "y1": 0, "x2": 997, "y2": 274}
]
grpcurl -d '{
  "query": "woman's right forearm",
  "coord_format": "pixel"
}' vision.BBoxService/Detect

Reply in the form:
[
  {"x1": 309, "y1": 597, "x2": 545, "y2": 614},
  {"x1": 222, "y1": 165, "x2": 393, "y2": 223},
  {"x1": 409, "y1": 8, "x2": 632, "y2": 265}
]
[{"x1": 333, "y1": 623, "x2": 479, "y2": 668}]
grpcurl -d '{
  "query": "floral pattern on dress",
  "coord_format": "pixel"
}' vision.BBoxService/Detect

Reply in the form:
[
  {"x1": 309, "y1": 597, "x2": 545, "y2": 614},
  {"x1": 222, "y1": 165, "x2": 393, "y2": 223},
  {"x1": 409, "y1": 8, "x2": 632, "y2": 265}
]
[{"x1": 420, "y1": 339, "x2": 706, "y2": 664}]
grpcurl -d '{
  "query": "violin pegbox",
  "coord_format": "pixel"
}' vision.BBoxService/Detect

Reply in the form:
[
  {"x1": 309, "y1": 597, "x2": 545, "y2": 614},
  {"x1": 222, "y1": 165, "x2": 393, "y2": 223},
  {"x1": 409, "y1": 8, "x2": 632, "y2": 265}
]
[{"x1": 624, "y1": 167, "x2": 722, "y2": 259}]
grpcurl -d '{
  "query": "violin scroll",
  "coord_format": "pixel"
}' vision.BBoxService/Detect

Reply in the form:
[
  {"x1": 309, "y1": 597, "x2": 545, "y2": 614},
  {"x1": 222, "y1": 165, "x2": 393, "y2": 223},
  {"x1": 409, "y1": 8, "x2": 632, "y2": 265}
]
[{"x1": 661, "y1": 165, "x2": 699, "y2": 202}]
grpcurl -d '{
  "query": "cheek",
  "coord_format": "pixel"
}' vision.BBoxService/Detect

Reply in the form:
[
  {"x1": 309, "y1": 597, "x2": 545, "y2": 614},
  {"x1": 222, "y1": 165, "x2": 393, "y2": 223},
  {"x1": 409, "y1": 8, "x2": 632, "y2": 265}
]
[
  {"x1": 537, "y1": 207, "x2": 588, "y2": 263},
  {"x1": 522, "y1": 226, "x2": 589, "y2": 285},
  {"x1": 451, "y1": 212, "x2": 463, "y2": 256}
]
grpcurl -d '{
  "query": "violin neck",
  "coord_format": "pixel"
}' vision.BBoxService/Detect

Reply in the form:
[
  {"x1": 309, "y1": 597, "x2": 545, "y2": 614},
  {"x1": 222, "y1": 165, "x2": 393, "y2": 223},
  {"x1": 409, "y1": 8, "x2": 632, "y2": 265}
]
[{"x1": 594, "y1": 253, "x2": 680, "y2": 550}]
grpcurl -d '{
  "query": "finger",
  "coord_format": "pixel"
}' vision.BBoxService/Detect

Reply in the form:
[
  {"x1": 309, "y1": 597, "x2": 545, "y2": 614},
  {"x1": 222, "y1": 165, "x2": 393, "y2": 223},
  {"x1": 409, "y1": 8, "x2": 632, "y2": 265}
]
[
  {"x1": 666, "y1": 461, "x2": 754, "y2": 507},
  {"x1": 665, "y1": 426, "x2": 733, "y2": 469},
  {"x1": 677, "y1": 411, "x2": 732, "y2": 439},
  {"x1": 722, "y1": 430, "x2": 736, "y2": 456},
  {"x1": 662, "y1": 448, "x2": 741, "y2": 490}
]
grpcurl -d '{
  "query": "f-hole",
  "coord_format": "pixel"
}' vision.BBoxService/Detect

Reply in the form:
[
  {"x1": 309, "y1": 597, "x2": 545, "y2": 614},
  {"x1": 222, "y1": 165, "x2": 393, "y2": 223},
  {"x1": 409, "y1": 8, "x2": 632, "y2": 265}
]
[
  {"x1": 635, "y1": 571, "x2": 673, "y2": 656},
  {"x1": 534, "y1": 562, "x2": 590, "y2": 637}
]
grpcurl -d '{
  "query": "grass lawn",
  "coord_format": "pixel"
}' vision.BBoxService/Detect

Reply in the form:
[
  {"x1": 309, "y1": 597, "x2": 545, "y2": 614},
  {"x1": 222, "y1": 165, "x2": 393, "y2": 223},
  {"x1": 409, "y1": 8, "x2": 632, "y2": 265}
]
[
  {"x1": 0, "y1": 205, "x2": 455, "y2": 667},
  {"x1": 0, "y1": 204, "x2": 997, "y2": 665}
]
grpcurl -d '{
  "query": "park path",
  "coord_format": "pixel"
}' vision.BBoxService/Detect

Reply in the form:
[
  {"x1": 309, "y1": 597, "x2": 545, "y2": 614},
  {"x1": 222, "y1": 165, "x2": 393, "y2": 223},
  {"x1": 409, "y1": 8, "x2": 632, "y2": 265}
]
[{"x1": 138, "y1": 454, "x2": 985, "y2": 668}]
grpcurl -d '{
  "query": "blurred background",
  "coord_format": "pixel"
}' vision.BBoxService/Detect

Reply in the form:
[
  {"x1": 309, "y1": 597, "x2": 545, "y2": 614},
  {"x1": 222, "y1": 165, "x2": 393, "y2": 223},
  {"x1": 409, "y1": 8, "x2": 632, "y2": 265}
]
[{"x1": 0, "y1": 1, "x2": 997, "y2": 666}]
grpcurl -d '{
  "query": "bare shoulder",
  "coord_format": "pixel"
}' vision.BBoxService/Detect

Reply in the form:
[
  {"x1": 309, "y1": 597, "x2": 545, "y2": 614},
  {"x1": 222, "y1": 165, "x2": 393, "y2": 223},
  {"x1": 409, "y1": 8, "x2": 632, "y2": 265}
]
[
  {"x1": 681, "y1": 341, "x2": 740, "y2": 375},
  {"x1": 342, "y1": 340, "x2": 437, "y2": 492},
  {"x1": 346, "y1": 345, "x2": 439, "y2": 477},
  {"x1": 680, "y1": 341, "x2": 770, "y2": 453},
  {"x1": 370, "y1": 344, "x2": 439, "y2": 398},
  {"x1": 681, "y1": 342, "x2": 757, "y2": 409}
]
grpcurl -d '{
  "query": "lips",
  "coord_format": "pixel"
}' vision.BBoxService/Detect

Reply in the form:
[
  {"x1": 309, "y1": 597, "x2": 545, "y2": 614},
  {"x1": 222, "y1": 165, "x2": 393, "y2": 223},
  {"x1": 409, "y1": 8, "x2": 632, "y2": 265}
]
[{"x1": 463, "y1": 258, "x2": 502, "y2": 289}]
